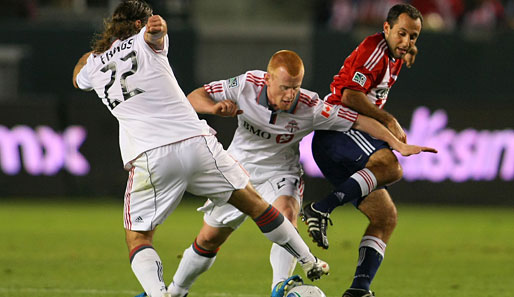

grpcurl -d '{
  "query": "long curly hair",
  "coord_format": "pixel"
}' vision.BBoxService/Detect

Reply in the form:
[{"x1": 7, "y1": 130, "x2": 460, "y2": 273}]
[{"x1": 91, "y1": 0, "x2": 153, "y2": 54}]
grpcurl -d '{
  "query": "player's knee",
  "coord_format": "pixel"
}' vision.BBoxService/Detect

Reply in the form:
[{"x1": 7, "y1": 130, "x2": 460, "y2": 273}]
[
  {"x1": 279, "y1": 207, "x2": 298, "y2": 225},
  {"x1": 388, "y1": 161, "x2": 403, "y2": 183},
  {"x1": 228, "y1": 186, "x2": 268, "y2": 219},
  {"x1": 369, "y1": 158, "x2": 403, "y2": 185},
  {"x1": 125, "y1": 230, "x2": 153, "y2": 251},
  {"x1": 196, "y1": 232, "x2": 226, "y2": 251}
]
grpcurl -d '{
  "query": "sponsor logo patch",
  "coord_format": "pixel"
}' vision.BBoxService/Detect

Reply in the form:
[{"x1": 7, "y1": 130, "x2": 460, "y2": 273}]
[
  {"x1": 276, "y1": 134, "x2": 294, "y2": 144},
  {"x1": 352, "y1": 71, "x2": 367, "y2": 87},
  {"x1": 375, "y1": 88, "x2": 389, "y2": 99},
  {"x1": 228, "y1": 77, "x2": 239, "y2": 88}
]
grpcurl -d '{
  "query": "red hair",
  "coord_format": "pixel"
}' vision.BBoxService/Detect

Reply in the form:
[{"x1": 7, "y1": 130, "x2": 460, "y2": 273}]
[{"x1": 267, "y1": 50, "x2": 304, "y2": 77}]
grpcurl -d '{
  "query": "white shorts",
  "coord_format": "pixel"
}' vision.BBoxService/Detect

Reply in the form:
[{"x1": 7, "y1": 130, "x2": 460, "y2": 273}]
[
  {"x1": 123, "y1": 135, "x2": 249, "y2": 231},
  {"x1": 200, "y1": 174, "x2": 304, "y2": 230}
]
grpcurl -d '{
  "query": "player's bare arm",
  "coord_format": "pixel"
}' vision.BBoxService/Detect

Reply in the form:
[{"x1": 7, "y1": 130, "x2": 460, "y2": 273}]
[
  {"x1": 187, "y1": 87, "x2": 242, "y2": 117},
  {"x1": 353, "y1": 114, "x2": 436, "y2": 156},
  {"x1": 72, "y1": 51, "x2": 91, "y2": 88},
  {"x1": 403, "y1": 44, "x2": 418, "y2": 68},
  {"x1": 144, "y1": 15, "x2": 167, "y2": 50},
  {"x1": 342, "y1": 88, "x2": 407, "y2": 143}
]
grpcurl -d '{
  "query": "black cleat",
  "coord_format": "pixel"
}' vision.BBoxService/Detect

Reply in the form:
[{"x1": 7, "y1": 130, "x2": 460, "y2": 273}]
[
  {"x1": 342, "y1": 288, "x2": 375, "y2": 297},
  {"x1": 301, "y1": 202, "x2": 332, "y2": 249}
]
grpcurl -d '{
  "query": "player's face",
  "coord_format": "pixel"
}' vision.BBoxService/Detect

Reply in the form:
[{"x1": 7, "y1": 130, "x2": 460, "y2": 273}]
[
  {"x1": 384, "y1": 13, "x2": 422, "y2": 59},
  {"x1": 265, "y1": 66, "x2": 304, "y2": 111}
]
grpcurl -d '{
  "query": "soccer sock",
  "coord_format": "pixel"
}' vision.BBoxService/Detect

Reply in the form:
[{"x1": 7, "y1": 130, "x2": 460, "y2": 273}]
[
  {"x1": 350, "y1": 236, "x2": 386, "y2": 291},
  {"x1": 169, "y1": 239, "x2": 217, "y2": 296},
  {"x1": 253, "y1": 205, "x2": 315, "y2": 265},
  {"x1": 314, "y1": 168, "x2": 377, "y2": 213},
  {"x1": 270, "y1": 243, "x2": 297, "y2": 290},
  {"x1": 130, "y1": 245, "x2": 167, "y2": 297}
]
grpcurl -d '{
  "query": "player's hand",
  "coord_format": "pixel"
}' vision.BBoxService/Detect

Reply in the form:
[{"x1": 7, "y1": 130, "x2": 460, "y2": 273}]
[
  {"x1": 213, "y1": 100, "x2": 243, "y2": 117},
  {"x1": 146, "y1": 15, "x2": 166, "y2": 35},
  {"x1": 403, "y1": 44, "x2": 417, "y2": 68},
  {"x1": 394, "y1": 143, "x2": 438, "y2": 156},
  {"x1": 386, "y1": 119, "x2": 407, "y2": 143}
]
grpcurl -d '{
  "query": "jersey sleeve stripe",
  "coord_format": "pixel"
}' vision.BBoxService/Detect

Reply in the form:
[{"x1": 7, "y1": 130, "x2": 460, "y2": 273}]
[
  {"x1": 246, "y1": 79, "x2": 265, "y2": 87},
  {"x1": 363, "y1": 39, "x2": 386, "y2": 69},
  {"x1": 338, "y1": 106, "x2": 358, "y2": 119},
  {"x1": 247, "y1": 73, "x2": 265, "y2": 80},
  {"x1": 246, "y1": 73, "x2": 266, "y2": 86},
  {"x1": 298, "y1": 93, "x2": 316, "y2": 107},
  {"x1": 204, "y1": 83, "x2": 223, "y2": 94},
  {"x1": 364, "y1": 39, "x2": 387, "y2": 70},
  {"x1": 365, "y1": 43, "x2": 387, "y2": 71},
  {"x1": 337, "y1": 113, "x2": 358, "y2": 122}
]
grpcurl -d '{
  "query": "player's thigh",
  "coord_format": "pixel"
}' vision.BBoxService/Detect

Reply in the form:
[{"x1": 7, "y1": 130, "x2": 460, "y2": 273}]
[
  {"x1": 365, "y1": 148, "x2": 402, "y2": 184},
  {"x1": 187, "y1": 135, "x2": 249, "y2": 206},
  {"x1": 259, "y1": 175, "x2": 303, "y2": 224},
  {"x1": 312, "y1": 130, "x2": 388, "y2": 185},
  {"x1": 358, "y1": 189, "x2": 397, "y2": 225},
  {"x1": 201, "y1": 175, "x2": 303, "y2": 230}
]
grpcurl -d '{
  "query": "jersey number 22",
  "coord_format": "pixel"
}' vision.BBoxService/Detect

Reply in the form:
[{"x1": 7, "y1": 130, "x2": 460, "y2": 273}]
[{"x1": 100, "y1": 50, "x2": 145, "y2": 110}]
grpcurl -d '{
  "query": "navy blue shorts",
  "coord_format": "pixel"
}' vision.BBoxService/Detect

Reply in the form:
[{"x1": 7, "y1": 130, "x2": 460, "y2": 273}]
[{"x1": 312, "y1": 129, "x2": 390, "y2": 206}]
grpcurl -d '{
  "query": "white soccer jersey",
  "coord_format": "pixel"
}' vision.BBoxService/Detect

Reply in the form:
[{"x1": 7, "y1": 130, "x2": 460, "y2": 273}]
[
  {"x1": 204, "y1": 70, "x2": 358, "y2": 183},
  {"x1": 76, "y1": 26, "x2": 213, "y2": 168}
]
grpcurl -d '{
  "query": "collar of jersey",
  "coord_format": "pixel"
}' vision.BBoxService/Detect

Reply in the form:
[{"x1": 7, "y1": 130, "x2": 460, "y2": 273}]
[
  {"x1": 380, "y1": 31, "x2": 396, "y2": 62},
  {"x1": 258, "y1": 85, "x2": 300, "y2": 114}
]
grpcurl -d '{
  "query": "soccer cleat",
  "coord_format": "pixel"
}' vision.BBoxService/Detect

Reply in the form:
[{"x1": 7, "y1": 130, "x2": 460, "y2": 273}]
[
  {"x1": 134, "y1": 293, "x2": 147, "y2": 297},
  {"x1": 302, "y1": 202, "x2": 332, "y2": 249},
  {"x1": 271, "y1": 274, "x2": 304, "y2": 297},
  {"x1": 342, "y1": 288, "x2": 375, "y2": 297},
  {"x1": 300, "y1": 257, "x2": 330, "y2": 281}
]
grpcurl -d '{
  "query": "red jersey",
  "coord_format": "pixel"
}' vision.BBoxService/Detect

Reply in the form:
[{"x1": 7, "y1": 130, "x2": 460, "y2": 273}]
[{"x1": 326, "y1": 32, "x2": 403, "y2": 109}]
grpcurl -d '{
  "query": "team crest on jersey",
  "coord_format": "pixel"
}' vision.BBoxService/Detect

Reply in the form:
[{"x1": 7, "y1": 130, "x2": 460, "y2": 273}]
[
  {"x1": 285, "y1": 120, "x2": 300, "y2": 133},
  {"x1": 352, "y1": 71, "x2": 367, "y2": 87},
  {"x1": 228, "y1": 77, "x2": 239, "y2": 88}
]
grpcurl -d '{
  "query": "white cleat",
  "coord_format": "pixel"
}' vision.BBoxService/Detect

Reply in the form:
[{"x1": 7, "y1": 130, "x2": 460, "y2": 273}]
[{"x1": 301, "y1": 257, "x2": 330, "y2": 281}]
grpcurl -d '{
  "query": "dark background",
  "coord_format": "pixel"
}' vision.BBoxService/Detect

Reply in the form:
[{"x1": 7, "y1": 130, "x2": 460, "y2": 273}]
[{"x1": 1, "y1": 22, "x2": 513, "y2": 206}]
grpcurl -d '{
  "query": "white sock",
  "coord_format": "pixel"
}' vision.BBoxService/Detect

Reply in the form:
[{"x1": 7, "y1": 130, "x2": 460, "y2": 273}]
[
  {"x1": 352, "y1": 168, "x2": 378, "y2": 197},
  {"x1": 360, "y1": 235, "x2": 387, "y2": 257},
  {"x1": 270, "y1": 243, "x2": 297, "y2": 290},
  {"x1": 169, "y1": 245, "x2": 216, "y2": 296},
  {"x1": 130, "y1": 246, "x2": 167, "y2": 297},
  {"x1": 254, "y1": 206, "x2": 315, "y2": 265}
]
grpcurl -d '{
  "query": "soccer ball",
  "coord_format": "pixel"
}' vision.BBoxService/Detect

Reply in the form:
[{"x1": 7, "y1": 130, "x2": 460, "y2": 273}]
[{"x1": 286, "y1": 285, "x2": 327, "y2": 297}]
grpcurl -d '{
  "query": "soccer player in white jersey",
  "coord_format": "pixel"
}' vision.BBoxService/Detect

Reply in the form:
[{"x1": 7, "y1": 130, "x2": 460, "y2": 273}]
[
  {"x1": 167, "y1": 50, "x2": 436, "y2": 297},
  {"x1": 303, "y1": 4, "x2": 424, "y2": 297},
  {"x1": 72, "y1": 1, "x2": 333, "y2": 297}
]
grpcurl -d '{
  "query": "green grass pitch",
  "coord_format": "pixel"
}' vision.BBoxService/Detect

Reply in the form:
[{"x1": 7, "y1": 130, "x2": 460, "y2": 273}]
[{"x1": 1, "y1": 197, "x2": 513, "y2": 297}]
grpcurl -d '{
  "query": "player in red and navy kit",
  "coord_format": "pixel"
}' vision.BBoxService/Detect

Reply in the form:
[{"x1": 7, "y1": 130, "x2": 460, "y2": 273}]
[{"x1": 303, "y1": 4, "x2": 424, "y2": 297}]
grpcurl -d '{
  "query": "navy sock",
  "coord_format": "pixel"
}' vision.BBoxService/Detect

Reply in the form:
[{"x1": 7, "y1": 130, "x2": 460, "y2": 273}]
[
  {"x1": 350, "y1": 246, "x2": 383, "y2": 291},
  {"x1": 313, "y1": 177, "x2": 362, "y2": 213}
]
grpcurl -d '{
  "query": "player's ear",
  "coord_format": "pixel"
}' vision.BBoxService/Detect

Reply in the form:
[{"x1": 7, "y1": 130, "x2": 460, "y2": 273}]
[
  {"x1": 383, "y1": 21, "x2": 390, "y2": 35},
  {"x1": 264, "y1": 72, "x2": 272, "y2": 86}
]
